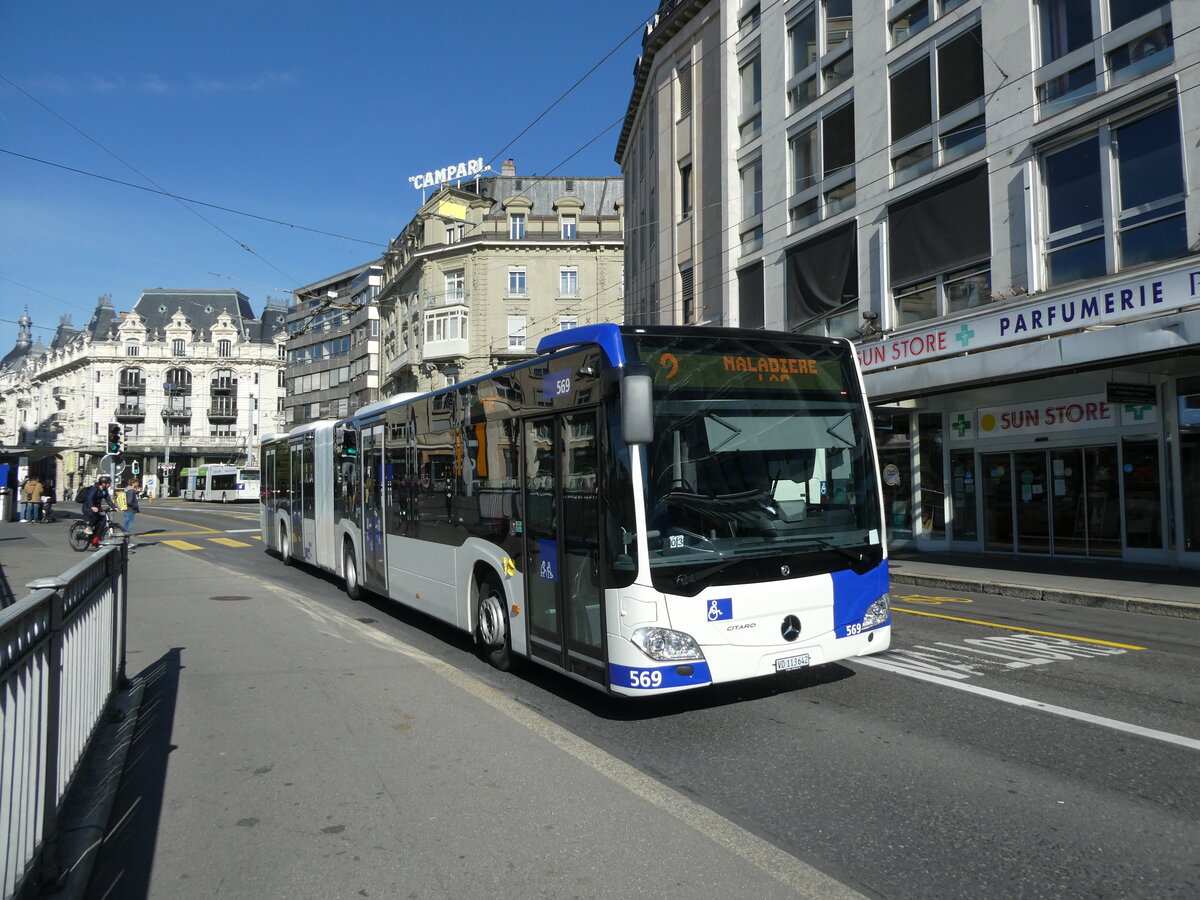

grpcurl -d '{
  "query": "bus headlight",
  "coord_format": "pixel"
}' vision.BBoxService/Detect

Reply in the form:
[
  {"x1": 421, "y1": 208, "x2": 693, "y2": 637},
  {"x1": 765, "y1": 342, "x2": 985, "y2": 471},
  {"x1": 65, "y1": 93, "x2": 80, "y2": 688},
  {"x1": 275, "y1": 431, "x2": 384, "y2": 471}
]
[
  {"x1": 862, "y1": 594, "x2": 891, "y2": 629},
  {"x1": 631, "y1": 627, "x2": 704, "y2": 661}
]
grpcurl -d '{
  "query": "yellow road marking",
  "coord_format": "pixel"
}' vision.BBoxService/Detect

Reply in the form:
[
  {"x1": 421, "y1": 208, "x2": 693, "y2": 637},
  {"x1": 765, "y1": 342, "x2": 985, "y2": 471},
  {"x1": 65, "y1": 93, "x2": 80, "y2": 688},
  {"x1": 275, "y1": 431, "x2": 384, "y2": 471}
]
[
  {"x1": 891, "y1": 606, "x2": 1146, "y2": 650},
  {"x1": 161, "y1": 539, "x2": 204, "y2": 551},
  {"x1": 210, "y1": 537, "x2": 252, "y2": 548},
  {"x1": 137, "y1": 512, "x2": 220, "y2": 535},
  {"x1": 251, "y1": 535, "x2": 262, "y2": 541}
]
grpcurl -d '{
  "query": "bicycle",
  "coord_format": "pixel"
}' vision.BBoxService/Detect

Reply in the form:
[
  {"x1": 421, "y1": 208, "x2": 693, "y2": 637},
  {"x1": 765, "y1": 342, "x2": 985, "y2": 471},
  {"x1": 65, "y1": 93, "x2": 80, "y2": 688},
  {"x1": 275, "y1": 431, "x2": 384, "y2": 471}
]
[{"x1": 69, "y1": 511, "x2": 125, "y2": 552}]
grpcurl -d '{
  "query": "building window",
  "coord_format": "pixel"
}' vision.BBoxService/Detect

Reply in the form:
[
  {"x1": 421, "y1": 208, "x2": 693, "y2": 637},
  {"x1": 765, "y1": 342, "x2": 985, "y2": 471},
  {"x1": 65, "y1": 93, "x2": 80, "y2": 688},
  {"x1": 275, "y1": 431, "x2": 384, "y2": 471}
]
[
  {"x1": 278, "y1": 344, "x2": 286, "y2": 359},
  {"x1": 559, "y1": 268, "x2": 579, "y2": 298},
  {"x1": 787, "y1": 0, "x2": 853, "y2": 115},
  {"x1": 740, "y1": 157, "x2": 764, "y2": 253},
  {"x1": 424, "y1": 309, "x2": 468, "y2": 343},
  {"x1": 739, "y1": 53, "x2": 762, "y2": 144},
  {"x1": 172, "y1": 338, "x2": 186, "y2": 356},
  {"x1": 445, "y1": 223, "x2": 464, "y2": 244},
  {"x1": 507, "y1": 315, "x2": 527, "y2": 349},
  {"x1": 680, "y1": 265, "x2": 695, "y2": 324},
  {"x1": 1035, "y1": 0, "x2": 1173, "y2": 114},
  {"x1": 677, "y1": 59, "x2": 693, "y2": 118},
  {"x1": 558, "y1": 316, "x2": 578, "y2": 332},
  {"x1": 788, "y1": 102, "x2": 855, "y2": 231},
  {"x1": 217, "y1": 339, "x2": 232, "y2": 358},
  {"x1": 509, "y1": 213, "x2": 525, "y2": 240},
  {"x1": 890, "y1": 25, "x2": 985, "y2": 185},
  {"x1": 679, "y1": 160, "x2": 693, "y2": 219},
  {"x1": 445, "y1": 269, "x2": 465, "y2": 304},
  {"x1": 561, "y1": 215, "x2": 577, "y2": 240},
  {"x1": 278, "y1": 370, "x2": 285, "y2": 387},
  {"x1": 739, "y1": 4, "x2": 761, "y2": 34},
  {"x1": 888, "y1": 166, "x2": 991, "y2": 325},
  {"x1": 1041, "y1": 103, "x2": 1185, "y2": 287},
  {"x1": 507, "y1": 267, "x2": 527, "y2": 297},
  {"x1": 126, "y1": 342, "x2": 140, "y2": 357},
  {"x1": 785, "y1": 221, "x2": 859, "y2": 335}
]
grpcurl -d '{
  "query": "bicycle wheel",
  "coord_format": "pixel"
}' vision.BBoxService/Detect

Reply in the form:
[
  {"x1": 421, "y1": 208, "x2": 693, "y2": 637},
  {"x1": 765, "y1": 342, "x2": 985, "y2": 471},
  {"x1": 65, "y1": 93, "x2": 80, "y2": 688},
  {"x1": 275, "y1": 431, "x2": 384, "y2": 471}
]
[{"x1": 69, "y1": 521, "x2": 90, "y2": 552}]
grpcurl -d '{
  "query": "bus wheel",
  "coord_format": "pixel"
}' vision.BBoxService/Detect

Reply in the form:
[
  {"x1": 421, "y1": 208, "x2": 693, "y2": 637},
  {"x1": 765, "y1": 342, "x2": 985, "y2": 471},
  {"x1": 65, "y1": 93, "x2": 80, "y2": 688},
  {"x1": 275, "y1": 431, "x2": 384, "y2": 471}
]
[
  {"x1": 343, "y1": 540, "x2": 362, "y2": 601},
  {"x1": 280, "y1": 524, "x2": 292, "y2": 566},
  {"x1": 476, "y1": 575, "x2": 515, "y2": 671}
]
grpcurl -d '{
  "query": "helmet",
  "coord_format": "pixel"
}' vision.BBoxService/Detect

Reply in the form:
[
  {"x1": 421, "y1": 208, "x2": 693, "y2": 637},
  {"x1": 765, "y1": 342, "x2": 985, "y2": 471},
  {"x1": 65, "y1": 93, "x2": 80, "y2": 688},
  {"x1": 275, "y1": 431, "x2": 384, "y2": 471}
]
[{"x1": 98, "y1": 475, "x2": 112, "y2": 484}]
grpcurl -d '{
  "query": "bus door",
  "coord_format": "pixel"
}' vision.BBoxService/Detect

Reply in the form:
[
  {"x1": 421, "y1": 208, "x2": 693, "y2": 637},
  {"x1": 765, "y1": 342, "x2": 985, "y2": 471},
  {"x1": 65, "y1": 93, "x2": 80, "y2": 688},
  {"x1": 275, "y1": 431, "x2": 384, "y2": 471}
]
[
  {"x1": 523, "y1": 411, "x2": 605, "y2": 686},
  {"x1": 361, "y1": 423, "x2": 387, "y2": 591},
  {"x1": 289, "y1": 438, "x2": 314, "y2": 562}
]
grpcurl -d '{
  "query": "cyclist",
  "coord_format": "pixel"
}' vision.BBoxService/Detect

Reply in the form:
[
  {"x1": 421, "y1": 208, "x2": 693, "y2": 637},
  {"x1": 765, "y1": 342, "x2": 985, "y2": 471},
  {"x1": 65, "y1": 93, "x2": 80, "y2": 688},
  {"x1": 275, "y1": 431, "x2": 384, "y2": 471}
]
[{"x1": 80, "y1": 474, "x2": 117, "y2": 547}]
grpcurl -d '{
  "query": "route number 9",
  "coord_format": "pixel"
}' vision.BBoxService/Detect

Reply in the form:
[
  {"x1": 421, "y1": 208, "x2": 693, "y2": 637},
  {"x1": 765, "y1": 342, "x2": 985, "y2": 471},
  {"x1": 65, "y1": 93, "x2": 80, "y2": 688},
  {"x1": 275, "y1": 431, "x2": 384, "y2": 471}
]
[{"x1": 629, "y1": 669, "x2": 664, "y2": 688}]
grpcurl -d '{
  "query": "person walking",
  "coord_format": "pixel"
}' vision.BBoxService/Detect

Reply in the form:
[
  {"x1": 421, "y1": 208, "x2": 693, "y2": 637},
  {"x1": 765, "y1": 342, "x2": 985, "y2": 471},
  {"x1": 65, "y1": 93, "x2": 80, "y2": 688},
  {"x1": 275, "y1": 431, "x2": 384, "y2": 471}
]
[
  {"x1": 122, "y1": 479, "x2": 141, "y2": 534},
  {"x1": 20, "y1": 474, "x2": 43, "y2": 523},
  {"x1": 81, "y1": 474, "x2": 116, "y2": 547}
]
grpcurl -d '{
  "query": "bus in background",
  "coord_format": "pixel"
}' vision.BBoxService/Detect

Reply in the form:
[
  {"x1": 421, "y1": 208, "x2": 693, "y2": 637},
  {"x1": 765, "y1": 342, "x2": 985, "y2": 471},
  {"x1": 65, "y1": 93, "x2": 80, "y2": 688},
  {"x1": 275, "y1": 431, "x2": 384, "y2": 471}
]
[
  {"x1": 260, "y1": 325, "x2": 891, "y2": 697},
  {"x1": 179, "y1": 467, "x2": 198, "y2": 500},
  {"x1": 193, "y1": 465, "x2": 260, "y2": 502}
]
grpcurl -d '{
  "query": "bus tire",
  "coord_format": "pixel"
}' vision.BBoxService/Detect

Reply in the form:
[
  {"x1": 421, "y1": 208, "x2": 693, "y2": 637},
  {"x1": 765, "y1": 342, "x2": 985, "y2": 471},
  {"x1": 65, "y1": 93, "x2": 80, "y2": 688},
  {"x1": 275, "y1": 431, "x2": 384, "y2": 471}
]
[
  {"x1": 475, "y1": 574, "x2": 516, "y2": 671},
  {"x1": 343, "y1": 540, "x2": 362, "y2": 601},
  {"x1": 280, "y1": 523, "x2": 292, "y2": 566}
]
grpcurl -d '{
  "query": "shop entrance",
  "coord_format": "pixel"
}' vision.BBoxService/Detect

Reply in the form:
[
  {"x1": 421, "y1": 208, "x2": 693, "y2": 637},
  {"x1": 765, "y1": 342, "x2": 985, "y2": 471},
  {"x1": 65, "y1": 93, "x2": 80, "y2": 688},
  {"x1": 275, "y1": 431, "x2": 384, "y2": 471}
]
[{"x1": 981, "y1": 447, "x2": 1120, "y2": 557}]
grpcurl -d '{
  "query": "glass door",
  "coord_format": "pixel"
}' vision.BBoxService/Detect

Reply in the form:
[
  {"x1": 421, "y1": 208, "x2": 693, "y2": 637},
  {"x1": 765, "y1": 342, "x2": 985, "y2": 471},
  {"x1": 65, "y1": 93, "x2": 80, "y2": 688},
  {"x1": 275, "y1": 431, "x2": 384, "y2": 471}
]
[
  {"x1": 982, "y1": 452, "x2": 1014, "y2": 551},
  {"x1": 1085, "y1": 446, "x2": 1120, "y2": 556},
  {"x1": 1050, "y1": 449, "x2": 1085, "y2": 555},
  {"x1": 522, "y1": 413, "x2": 605, "y2": 686},
  {"x1": 362, "y1": 423, "x2": 387, "y2": 591},
  {"x1": 1014, "y1": 452, "x2": 1050, "y2": 554}
]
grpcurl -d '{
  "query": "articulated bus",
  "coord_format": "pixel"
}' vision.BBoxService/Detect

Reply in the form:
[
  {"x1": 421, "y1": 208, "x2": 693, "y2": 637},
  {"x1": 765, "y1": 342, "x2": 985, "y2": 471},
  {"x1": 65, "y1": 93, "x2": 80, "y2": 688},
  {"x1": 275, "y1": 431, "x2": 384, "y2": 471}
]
[
  {"x1": 191, "y1": 465, "x2": 261, "y2": 502},
  {"x1": 260, "y1": 325, "x2": 891, "y2": 697}
]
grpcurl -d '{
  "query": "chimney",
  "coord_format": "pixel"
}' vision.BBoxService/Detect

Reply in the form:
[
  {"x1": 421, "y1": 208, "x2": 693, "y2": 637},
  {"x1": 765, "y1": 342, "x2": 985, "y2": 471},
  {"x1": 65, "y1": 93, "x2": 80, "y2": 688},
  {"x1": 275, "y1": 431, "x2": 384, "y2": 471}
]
[{"x1": 501, "y1": 159, "x2": 516, "y2": 177}]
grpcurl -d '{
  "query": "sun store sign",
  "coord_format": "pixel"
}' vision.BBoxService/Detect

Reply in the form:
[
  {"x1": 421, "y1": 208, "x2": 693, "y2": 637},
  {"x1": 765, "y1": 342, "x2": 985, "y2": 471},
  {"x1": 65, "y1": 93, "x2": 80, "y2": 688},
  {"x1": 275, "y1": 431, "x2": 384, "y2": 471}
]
[
  {"x1": 409, "y1": 158, "x2": 485, "y2": 191},
  {"x1": 856, "y1": 266, "x2": 1200, "y2": 373},
  {"x1": 948, "y1": 394, "x2": 1158, "y2": 442}
]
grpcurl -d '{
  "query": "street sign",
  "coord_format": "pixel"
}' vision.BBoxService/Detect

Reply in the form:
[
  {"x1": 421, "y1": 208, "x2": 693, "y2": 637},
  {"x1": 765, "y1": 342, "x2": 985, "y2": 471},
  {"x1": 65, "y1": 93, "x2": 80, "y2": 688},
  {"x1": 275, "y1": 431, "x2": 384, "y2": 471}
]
[{"x1": 99, "y1": 454, "x2": 126, "y2": 478}]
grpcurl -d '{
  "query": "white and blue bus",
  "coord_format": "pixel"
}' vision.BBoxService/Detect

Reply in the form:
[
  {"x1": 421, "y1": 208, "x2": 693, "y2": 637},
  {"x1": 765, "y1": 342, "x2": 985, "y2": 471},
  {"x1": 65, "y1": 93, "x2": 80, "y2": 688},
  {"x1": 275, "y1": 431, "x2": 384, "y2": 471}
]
[
  {"x1": 260, "y1": 325, "x2": 891, "y2": 697},
  {"x1": 193, "y1": 465, "x2": 260, "y2": 502}
]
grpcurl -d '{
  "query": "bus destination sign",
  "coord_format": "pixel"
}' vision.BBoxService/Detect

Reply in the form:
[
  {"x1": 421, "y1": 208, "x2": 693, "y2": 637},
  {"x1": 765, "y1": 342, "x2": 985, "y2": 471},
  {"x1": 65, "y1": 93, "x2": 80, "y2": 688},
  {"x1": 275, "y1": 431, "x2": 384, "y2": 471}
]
[{"x1": 651, "y1": 351, "x2": 845, "y2": 392}]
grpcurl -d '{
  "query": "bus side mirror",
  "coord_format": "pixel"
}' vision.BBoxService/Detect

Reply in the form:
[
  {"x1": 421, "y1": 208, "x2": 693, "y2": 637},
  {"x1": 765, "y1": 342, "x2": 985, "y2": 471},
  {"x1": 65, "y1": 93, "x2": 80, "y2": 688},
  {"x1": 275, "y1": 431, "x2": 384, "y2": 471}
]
[{"x1": 621, "y1": 363, "x2": 654, "y2": 446}]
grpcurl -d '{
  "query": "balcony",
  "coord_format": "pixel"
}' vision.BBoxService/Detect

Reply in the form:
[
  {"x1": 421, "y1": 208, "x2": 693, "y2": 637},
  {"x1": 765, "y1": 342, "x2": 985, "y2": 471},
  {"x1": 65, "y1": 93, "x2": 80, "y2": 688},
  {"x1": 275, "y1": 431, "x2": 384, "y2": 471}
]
[
  {"x1": 207, "y1": 405, "x2": 238, "y2": 422},
  {"x1": 116, "y1": 403, "x2": 147, "y2": 419},
  {"x1": 162, "y1": 405, "x2": 193, "y2": 419}
]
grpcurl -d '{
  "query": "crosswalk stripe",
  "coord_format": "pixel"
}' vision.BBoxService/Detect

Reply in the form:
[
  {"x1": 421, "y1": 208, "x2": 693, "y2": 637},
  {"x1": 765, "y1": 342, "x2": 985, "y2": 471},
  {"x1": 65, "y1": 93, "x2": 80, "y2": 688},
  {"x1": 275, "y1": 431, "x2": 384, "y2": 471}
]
[
  {"x1": 210, "y1": 537, "x2": 252, "y2": 548},
  {"x1": 162, "y1": 539, "x2": 204, "y2": 551}
]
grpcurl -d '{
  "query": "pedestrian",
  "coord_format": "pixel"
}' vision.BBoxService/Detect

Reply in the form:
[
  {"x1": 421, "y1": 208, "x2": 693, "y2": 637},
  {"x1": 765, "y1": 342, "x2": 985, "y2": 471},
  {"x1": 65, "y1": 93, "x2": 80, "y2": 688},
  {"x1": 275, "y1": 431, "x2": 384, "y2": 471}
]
[
  {"x1": 81, "y1": 474, "x2": 116, "y2": 547},
  {"x1": 20, "y1": 474, "x2": 43, "y2": 523},
  {"x1": 122, "y1": 479, "x2": 141, "y2": 534}
]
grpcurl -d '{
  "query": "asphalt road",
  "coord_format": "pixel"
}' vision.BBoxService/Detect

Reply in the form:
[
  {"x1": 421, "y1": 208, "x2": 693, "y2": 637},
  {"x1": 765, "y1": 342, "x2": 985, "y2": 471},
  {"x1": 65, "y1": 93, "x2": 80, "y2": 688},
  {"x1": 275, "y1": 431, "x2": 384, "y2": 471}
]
[{"x1": 129, "y1": 501, "x2": 1200, "y2": 899}]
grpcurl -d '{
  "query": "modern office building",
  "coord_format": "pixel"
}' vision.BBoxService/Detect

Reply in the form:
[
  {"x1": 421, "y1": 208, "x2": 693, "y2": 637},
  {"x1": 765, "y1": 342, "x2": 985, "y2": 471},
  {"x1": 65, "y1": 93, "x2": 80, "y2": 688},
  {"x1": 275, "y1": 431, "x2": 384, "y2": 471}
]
[
  {"x1": 378, "y1": 160, "x2": 624, "y2": 394},
  {"x1": 283, "y1": 262, "x2": 384, "y2": 427},
  {"x1": 617, "y1": 0, "x2": 1200, "y2": 567},
  {"x1": 1, "y1": 290, "x2": 287, "y2": 498}
]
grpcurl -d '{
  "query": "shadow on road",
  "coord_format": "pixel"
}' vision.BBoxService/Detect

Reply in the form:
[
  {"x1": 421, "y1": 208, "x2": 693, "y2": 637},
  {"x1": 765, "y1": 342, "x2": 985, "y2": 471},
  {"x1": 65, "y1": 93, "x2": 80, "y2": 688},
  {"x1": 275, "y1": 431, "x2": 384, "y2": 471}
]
[{"x1": 85, "y1": 647, "x2": 183, "y2": 900}]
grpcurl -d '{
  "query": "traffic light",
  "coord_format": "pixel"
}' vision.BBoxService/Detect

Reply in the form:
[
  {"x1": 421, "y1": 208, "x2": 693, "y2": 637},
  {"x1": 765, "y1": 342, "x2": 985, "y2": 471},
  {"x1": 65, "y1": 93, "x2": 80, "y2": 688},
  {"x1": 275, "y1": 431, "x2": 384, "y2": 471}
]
[
  {"x1": 339, "y1": 425, "x2": 357, "y2": 456},
  {"x1": 106, "y1": 422, "x2": 122, "y2": 455}
]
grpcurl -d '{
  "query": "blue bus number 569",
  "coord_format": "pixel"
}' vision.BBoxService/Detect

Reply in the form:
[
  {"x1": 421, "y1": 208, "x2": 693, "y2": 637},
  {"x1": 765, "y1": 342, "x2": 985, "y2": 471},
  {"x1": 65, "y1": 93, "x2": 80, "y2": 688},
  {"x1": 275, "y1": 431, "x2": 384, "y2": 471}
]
[{"x1": 628, "y1": 669, "x2": 664, "y2": 688}]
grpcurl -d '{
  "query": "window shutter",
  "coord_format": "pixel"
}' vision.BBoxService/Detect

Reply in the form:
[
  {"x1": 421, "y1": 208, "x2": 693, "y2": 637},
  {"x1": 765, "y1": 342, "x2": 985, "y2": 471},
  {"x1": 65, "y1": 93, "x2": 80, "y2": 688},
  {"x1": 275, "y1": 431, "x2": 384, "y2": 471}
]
[
  {"x1": 938, "y1": 27, "x2": 984, "y2": 117},
  {"x1": 890, "y1": 57, "x2": 932, "y2": 140}
]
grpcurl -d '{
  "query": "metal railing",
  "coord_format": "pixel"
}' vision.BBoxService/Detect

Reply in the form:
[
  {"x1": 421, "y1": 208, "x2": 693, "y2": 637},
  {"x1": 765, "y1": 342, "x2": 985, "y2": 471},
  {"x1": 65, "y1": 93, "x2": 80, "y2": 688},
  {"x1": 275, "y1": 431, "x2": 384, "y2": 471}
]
[{"x1": 1, "y1": 540, "x2": 128, "y2": 900}]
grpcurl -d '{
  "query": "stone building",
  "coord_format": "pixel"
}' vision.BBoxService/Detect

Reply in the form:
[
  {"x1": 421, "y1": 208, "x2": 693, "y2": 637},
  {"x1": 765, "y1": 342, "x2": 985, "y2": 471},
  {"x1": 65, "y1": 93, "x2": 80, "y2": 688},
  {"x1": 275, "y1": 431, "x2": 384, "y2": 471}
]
[
  {"x1": 1, "y1": 290, "x2": 287, "y2": 499},
  {"x1": 378, "y1": 160, "x2": 624, "y2": 394}
]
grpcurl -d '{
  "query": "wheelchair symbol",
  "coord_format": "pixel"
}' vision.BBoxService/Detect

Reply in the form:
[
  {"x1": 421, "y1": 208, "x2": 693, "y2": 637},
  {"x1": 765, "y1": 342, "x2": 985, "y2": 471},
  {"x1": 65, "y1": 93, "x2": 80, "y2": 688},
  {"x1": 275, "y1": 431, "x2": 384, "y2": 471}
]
[{"x1": 708, "y1": 600, "x2": 721, "y2": 621}]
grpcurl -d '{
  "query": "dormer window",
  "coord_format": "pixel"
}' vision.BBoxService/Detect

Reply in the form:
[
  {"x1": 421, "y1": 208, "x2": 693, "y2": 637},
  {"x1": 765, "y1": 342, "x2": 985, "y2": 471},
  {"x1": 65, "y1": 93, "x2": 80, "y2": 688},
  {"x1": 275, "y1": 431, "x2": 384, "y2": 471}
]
[
  {"x1": 218, "y1": 339, "x2": 232, "y2": 358},
  {"x1": 172, "y1": 338, "x2": 187, "y2": 356}
]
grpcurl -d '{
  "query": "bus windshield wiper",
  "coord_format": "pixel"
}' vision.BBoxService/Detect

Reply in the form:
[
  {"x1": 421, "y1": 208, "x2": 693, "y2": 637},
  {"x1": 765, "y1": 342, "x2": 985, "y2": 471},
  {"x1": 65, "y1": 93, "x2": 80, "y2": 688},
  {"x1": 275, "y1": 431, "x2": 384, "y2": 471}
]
[
  {"x1": 790, "y1": 537, "x2": 865, "y2": 565},
  {"x1": 674, "y1": 556, "x2": 740, "y2": 587}
]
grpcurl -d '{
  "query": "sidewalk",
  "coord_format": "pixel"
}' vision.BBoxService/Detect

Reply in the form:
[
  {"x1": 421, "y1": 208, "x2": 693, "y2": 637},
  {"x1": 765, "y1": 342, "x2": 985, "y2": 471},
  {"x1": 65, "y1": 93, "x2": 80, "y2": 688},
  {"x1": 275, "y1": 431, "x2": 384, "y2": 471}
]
[{"x1": 889, "y1": 548, "x2": 1200, "y2": 620}]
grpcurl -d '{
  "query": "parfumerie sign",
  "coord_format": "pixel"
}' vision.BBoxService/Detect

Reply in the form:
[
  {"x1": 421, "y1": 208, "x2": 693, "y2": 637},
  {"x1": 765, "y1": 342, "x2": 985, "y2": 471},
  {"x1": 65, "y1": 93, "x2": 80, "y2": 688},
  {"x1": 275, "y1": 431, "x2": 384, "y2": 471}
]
[
  {"x1": 857, "y1": 264, "x2": 1200, "y2": 372},
  {"x1": 409, "y1": 158, "x2": 485, "y2": 191}
]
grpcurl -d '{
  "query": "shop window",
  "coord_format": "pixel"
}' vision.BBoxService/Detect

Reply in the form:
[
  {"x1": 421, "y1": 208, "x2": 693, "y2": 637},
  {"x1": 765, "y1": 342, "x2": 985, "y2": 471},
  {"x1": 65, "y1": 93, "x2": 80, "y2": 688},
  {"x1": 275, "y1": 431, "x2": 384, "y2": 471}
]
[
  {"x1": 919, "y1": 414, "x2": 946, "y2": 539},
  {"x1": 1178, "y1": 377, "x2": 1200, "y2": 553},
  {"x1": 949, "y1": 449, "x2": 977, "y2": 541},
  {"x1": 1042, "y1": 104, "x2": 1185, "y2": 288},
  {"x1": 1122, "y1": 439, "x2": 1162, "y2": 549},
  {"x1": 786, "y1": 0, "x2": 853, "y2": 115},
  {"x1": 876, "y1": 412, "x2": 912, "y2": 543},
  {"x1": 888, "y1": 166, "x2": 991, "y2": 325}
]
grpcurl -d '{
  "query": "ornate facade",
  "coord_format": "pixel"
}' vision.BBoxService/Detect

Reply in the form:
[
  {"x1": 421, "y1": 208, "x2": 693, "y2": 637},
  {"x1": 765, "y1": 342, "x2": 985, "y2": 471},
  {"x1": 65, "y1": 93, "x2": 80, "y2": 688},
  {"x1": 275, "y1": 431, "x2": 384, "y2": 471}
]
[{"x1": 1, "y1": 290, "x2": 287, "y2": 499}]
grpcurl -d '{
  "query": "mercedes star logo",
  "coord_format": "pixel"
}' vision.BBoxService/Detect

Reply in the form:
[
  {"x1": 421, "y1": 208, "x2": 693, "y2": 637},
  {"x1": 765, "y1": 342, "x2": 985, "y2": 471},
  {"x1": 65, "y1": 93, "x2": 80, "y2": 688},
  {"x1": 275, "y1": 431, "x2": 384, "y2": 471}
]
[{"x1": 781, "y1": 615, "x2": 802, "y2": 642}]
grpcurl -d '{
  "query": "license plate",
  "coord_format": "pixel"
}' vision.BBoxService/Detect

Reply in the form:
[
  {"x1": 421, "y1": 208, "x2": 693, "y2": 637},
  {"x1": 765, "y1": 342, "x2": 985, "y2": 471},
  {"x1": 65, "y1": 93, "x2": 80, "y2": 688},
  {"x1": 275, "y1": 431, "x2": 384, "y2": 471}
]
[{"x1": 775, "y1": 653, "x2": 811, "y2": 672}]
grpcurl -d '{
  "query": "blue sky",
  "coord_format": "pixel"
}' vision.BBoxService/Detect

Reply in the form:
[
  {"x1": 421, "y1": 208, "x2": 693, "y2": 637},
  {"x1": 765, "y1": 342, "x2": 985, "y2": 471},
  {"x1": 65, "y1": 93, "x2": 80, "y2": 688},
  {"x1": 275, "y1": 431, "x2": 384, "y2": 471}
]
[{"x1": 0, "y1": 0, "x2": 652, "y2": 345}]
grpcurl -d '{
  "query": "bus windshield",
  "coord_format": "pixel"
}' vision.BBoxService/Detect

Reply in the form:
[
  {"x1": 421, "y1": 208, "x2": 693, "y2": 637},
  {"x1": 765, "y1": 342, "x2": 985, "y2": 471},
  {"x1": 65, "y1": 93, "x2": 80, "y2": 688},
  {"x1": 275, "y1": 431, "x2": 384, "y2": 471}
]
[{"x1": 631, "y1": 333, "x2": 881, "y2": 588}]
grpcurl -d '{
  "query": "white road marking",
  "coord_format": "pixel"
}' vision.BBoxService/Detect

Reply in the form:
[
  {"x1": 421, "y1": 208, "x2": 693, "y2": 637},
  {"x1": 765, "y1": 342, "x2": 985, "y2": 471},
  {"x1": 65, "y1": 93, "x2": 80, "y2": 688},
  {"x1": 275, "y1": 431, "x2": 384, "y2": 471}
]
[
  {"x1": 856, "y1": 657, "x2": 1200, "y2": 752},
  {"x1": 224, "y1": 528, "x2": 261, "y2": 533}
]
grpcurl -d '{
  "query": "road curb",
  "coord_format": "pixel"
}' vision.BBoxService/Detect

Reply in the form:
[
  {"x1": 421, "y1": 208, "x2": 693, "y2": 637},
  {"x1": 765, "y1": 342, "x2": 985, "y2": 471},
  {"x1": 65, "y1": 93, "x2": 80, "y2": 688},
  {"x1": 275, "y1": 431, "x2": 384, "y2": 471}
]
[
  {"x1": 890, "y1": 572, "x2": 1200, "y2": 620},
  {"x1": 49, "y1": 676, "x2": 146, "y2": 900}
]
